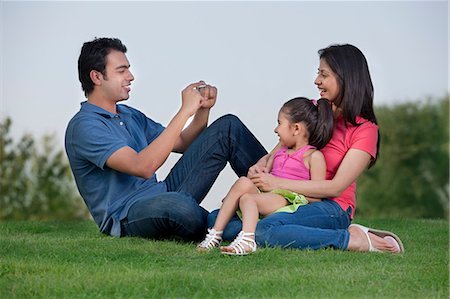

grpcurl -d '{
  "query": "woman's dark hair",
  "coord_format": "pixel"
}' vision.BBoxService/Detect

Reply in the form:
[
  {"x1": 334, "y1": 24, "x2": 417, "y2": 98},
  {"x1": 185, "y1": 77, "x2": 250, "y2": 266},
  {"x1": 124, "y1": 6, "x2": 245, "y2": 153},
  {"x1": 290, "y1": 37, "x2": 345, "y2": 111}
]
[
  {"x1": 281, "y1": 97, "x2": 334, "y2": 150},
  {"x1": 78, "y1": 37, "x2": 127, "y2": 97},
  {"x1": 318, "y1": 44, "x2": 379, "y2": 167}
]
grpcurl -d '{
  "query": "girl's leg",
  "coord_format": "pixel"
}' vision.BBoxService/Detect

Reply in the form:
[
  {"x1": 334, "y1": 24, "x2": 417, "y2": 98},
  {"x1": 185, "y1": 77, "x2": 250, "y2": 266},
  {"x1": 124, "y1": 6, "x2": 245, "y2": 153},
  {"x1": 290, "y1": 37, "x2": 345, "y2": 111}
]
[
  {"x1": 221, "y1": 193, "x2": 287, "y2": 254},
  {"x1": 207, "y1": 209, "x2": 242, "y2": 241},
  {"x1": 240, "y1": 193, "x2": 288, "y2": 233},
  {"x1": 212, "y1": 177, "x2": 258, "y2": 231},
  {"x1": 197, "y1": 177, "x2": 258, "y2": 251}
]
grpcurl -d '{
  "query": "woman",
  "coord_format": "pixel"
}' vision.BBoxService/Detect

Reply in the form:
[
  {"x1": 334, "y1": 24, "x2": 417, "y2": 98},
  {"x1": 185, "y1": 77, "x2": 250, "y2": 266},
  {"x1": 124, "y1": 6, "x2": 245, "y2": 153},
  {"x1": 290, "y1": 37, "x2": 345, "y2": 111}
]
[{"x1": 207, "y1": 44, "x2": 404, "y2": 253}]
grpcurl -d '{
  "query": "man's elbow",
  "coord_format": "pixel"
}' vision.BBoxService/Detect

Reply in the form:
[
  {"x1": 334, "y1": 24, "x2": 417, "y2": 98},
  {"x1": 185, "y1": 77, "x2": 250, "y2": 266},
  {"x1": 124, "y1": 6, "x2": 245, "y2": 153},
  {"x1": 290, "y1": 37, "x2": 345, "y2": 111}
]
[{"x1": 135, "y1": 165, "x2": 156, "y2": 180}]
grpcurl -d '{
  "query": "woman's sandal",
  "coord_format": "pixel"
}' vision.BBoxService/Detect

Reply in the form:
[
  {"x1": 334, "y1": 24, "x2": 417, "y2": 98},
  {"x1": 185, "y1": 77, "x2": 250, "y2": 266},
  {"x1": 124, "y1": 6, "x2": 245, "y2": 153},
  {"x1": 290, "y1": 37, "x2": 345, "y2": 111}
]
[
  {"x1": 349, "y1": 224, "x2": 404, "y2": 253},
  {"x1": 197, "y1": 228, "x2": 223, "y2": 251},
  {"x1": 221, "y1": 231, "x2": 257, "y2": 256}
]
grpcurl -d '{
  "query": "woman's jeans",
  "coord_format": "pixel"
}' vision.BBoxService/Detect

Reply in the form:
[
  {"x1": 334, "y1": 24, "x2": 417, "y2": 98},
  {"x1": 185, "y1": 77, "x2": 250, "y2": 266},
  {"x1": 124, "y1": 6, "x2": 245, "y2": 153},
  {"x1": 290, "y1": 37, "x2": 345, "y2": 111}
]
[
  {"x1": 208, "y1": 199, "x2": 352, "y2": 250},
  {"x1": 121, "y1": 114, "x2": 267, "y2": 240}
]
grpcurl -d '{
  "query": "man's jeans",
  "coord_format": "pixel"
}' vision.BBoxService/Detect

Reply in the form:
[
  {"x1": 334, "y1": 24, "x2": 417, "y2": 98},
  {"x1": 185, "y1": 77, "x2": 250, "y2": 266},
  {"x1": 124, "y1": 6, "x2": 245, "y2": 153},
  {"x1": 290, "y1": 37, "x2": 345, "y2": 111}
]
[
  {"x1": 207, "y1": 199, "x2": 352, "y2": 250},
  {"x1": 121, "y1": 114, "x2": 267, "y2": 240}
]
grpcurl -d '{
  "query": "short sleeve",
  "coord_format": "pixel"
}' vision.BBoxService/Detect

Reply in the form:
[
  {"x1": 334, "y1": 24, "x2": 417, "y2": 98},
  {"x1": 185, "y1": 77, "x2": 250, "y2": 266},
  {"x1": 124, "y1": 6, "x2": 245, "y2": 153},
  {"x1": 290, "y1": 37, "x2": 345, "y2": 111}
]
[
  {"x1": 70, "y1": 118, "x2": 127, "y2": 169},
  {"x1": 126, "y1": 105, "x2": 165, "y2": 144},
  {"x1": 351, "y1": 121, "x2": 379, "y2": 159},
  {"x1": 144, "y1": 117, "x2": 165, "y2": 144}
]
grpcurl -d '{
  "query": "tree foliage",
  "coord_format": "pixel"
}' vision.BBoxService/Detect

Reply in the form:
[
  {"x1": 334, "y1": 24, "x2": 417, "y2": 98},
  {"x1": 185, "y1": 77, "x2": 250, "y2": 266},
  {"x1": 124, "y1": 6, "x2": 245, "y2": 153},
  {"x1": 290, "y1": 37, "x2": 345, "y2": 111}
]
[
  {"x1": 0, "y1": 117, "x2": 88, "y2": 220},
  {"x1": 357, "y1": 95, "x2": 449, "y2": 219}
]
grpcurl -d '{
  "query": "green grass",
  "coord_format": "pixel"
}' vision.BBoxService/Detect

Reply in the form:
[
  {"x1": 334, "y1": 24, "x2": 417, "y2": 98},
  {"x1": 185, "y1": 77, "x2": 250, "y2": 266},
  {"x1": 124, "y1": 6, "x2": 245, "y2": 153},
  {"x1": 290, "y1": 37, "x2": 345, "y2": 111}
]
[{"x1": 0, "y1": 219, "x2": 448, "y2": 298}]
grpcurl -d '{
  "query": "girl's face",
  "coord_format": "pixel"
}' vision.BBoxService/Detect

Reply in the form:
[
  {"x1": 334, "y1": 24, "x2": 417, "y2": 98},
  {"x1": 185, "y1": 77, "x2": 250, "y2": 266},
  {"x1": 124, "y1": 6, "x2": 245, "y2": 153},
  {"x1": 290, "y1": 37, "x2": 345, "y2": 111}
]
[
  {"x1": 314, "y1": 58, "x2": 340, "y2": 102},
  {"x1": 274, "y1": 110, "x2": 296, "y2": 147}
]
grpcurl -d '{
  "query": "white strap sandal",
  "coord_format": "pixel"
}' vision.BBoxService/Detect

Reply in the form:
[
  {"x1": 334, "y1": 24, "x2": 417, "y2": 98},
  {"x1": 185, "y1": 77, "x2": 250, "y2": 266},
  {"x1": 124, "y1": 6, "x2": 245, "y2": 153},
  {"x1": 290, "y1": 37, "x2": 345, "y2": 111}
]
[
  {"x1": 221, "y1": 231, "x2": 257, "y2": 256},
  {"x1": 349, "y1": 224, "x2": 404, "y2": 253},
  {"x1": 197, "y1": 228, "x2": 223, "y2": 251}
]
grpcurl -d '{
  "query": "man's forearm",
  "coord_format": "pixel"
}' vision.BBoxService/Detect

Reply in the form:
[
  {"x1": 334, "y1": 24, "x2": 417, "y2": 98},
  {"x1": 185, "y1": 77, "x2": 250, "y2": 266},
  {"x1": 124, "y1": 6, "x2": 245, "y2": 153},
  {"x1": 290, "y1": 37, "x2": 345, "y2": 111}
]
[{"x1": 175, "y1": 108, "x2": 210, "y2": 152}]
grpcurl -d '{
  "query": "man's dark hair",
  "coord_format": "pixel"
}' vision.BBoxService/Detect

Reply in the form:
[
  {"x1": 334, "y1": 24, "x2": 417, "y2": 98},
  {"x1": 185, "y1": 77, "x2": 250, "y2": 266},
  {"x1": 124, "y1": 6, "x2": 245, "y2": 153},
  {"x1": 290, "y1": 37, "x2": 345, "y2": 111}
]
[{"x1": 78, "y1": 37, "x2": 127, "y2": 96}]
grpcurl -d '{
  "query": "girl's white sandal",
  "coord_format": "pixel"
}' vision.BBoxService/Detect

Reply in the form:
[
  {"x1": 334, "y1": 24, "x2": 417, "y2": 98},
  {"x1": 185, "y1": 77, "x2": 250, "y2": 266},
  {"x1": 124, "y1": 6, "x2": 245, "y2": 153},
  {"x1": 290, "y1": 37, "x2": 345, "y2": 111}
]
[
  {"x1": 221, "y1": 231, "x2": 257, "y2": 255},
  {"x1": 197, "y1": 228, "x2": 223, "y2": 251}
]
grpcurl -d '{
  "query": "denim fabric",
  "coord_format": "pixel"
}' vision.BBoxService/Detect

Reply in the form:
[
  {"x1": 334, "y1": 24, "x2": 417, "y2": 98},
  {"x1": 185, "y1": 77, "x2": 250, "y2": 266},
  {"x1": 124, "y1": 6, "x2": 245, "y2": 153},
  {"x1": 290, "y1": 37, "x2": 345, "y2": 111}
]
[
  {"x1": 207, "y1": 199, "x2": 351, "y2": 250},
  {"x1": 122, "y1": 114, "x2": 267, "y2": 240},
  {"x1": 121, "y1": 192, "x2": 209, "y2": 240}
]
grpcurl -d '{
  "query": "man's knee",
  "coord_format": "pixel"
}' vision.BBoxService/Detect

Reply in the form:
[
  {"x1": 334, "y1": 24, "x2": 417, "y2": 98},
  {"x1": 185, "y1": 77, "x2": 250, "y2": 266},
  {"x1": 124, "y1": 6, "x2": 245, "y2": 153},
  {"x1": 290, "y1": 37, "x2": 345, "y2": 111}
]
[
  {"x1": 215, "y1": 114, "x2": 241, "y2": 126},
  {"x1": 210, "y1": 114, "x2": 244, "y2": 134}
]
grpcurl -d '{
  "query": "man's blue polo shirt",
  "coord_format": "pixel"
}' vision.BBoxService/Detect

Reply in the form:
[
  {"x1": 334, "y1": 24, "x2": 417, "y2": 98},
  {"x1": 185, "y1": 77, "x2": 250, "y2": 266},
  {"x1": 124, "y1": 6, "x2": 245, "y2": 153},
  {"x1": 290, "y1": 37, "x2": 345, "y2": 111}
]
[{"x1": 65, "y1": 101, "x2": 167, "y2": 236}]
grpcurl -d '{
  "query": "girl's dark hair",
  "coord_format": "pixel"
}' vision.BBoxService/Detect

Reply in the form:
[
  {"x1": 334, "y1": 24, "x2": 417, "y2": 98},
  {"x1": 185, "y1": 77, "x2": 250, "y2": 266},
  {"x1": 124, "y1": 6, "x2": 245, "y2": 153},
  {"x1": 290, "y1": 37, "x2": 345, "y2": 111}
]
[
  {"x1": 78, "y1": 37, "x2": 127, "y2": 97},
  {"x1": 318, "y1": 44, "x2": 379, "y2": 167},
  {"x1": 281, "y1": 97, "x2": 334, "y2": 150}
]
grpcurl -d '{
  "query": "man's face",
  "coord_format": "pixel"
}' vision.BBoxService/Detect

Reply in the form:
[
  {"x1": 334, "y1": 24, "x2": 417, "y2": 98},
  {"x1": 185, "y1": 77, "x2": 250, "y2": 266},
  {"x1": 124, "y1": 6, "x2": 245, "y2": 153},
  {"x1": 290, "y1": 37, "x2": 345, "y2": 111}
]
[{"x1": 100, "y1": 50, "x2": 134, "y2": 102}]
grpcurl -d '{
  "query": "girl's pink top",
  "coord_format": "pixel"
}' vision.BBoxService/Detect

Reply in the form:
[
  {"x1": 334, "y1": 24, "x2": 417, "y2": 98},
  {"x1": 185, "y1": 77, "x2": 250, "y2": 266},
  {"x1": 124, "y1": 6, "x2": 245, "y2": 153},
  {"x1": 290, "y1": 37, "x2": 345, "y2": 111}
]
[{"x1": 270, "y1": 145, "x2": 316, "y2": 181}]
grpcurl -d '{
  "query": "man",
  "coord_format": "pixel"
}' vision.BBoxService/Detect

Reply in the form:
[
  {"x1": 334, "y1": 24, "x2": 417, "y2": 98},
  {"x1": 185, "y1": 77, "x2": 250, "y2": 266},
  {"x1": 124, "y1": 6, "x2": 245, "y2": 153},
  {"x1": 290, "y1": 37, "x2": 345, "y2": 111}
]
[{"x1": 65, "y1": 37, "x2": 267, "y2": 240}]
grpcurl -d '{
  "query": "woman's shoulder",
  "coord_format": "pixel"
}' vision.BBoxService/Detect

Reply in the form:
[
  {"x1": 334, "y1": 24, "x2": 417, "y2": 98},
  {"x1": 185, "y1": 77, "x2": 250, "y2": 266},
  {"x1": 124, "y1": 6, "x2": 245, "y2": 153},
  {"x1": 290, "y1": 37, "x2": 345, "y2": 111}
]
[{"x1": 355, "y1": 116, "x2": 378, "y2": 129}]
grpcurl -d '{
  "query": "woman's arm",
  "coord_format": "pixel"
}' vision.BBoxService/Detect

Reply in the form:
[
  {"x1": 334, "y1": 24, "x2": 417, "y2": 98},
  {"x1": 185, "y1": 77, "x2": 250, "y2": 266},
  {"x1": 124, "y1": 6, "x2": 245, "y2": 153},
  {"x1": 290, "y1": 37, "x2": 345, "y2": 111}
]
[{"x1": 251, "y1": 148, "x2": 372, "y2": 198}]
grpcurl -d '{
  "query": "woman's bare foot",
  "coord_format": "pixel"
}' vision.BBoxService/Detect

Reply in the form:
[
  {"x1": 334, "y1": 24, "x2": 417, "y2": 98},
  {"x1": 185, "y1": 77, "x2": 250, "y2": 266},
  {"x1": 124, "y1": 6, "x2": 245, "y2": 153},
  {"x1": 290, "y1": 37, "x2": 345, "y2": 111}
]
[{"x1": 348, "y1": 225, "x2": 400, "y2": 253}]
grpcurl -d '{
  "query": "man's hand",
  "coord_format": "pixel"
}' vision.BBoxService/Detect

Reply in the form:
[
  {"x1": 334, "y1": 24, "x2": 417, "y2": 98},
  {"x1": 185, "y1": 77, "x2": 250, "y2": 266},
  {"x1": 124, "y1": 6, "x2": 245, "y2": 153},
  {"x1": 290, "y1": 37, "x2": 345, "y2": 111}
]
[
  {"x1": 197, "y1": 81, "x2": 217, "y2": 110},
  {"x1": 181, "y1": 82, "x2": 205, "y2": 117}
]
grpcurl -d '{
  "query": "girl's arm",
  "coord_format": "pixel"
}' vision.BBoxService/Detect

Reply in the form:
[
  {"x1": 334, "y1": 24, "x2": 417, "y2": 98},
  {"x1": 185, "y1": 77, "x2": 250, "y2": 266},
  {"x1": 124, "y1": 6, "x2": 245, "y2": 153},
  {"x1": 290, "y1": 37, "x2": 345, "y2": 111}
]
[
  {"x1": 251, "y1": 148, "x2": 372, "y2": 198},
  {"x1": 309, "y1": 150, "x2": 327, "y2": 181},
  {"x1": 305, "y1": 150, "x2": 327, "y2": 202}
]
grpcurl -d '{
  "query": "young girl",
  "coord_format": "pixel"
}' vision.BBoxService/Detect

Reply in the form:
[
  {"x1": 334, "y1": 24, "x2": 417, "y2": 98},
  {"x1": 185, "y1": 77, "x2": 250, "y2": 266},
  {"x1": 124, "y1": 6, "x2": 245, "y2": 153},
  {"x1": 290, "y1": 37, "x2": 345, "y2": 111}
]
[{"x1": 197, "y1": 97, "x2": 334, "y2": 255}]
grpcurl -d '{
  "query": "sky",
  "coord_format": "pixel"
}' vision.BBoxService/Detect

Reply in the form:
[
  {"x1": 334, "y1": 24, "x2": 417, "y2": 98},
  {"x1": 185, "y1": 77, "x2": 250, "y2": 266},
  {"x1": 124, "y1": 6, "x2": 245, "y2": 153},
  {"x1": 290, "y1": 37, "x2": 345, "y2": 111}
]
[{"x1": 1, "y1": 0, "x2": 448, "y2": 211}]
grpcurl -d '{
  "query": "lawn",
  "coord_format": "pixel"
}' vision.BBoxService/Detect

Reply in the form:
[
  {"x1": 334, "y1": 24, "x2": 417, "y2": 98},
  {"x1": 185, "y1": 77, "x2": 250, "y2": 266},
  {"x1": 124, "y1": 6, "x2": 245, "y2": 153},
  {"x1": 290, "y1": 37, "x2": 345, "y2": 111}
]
[{"x1": 0, "y1": 218, "x2": 448, "y2": 298}]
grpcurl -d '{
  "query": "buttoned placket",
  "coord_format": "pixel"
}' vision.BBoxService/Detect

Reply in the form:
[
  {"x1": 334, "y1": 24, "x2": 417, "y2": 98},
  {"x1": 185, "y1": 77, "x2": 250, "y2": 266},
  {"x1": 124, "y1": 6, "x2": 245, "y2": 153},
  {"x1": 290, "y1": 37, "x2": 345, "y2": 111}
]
[{"x1": 113, "y1": 114, "x2": 128, "y2": 132}]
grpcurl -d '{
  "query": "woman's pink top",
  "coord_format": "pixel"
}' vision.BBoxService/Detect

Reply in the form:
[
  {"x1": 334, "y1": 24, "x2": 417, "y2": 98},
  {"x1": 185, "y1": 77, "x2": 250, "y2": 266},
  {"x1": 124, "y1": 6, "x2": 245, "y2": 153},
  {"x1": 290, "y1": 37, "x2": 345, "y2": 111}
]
[
  {"x1": 321, "y1": 115, "x2": 379, "y2": 218},
  {"x1": 270, "y1": 145, "x2": 316, "y2": 181}
]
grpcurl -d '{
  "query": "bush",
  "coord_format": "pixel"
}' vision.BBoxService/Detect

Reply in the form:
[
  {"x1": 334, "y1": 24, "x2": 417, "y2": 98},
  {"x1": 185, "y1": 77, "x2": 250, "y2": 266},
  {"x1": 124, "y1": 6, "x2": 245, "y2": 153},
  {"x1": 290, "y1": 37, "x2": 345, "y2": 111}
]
[
  {"x1": 357, "y1": 95, "x2": 449, "y2": 219},
  {"x1": 0, "y1": 117, "x2": 88, "y2": 220}
]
